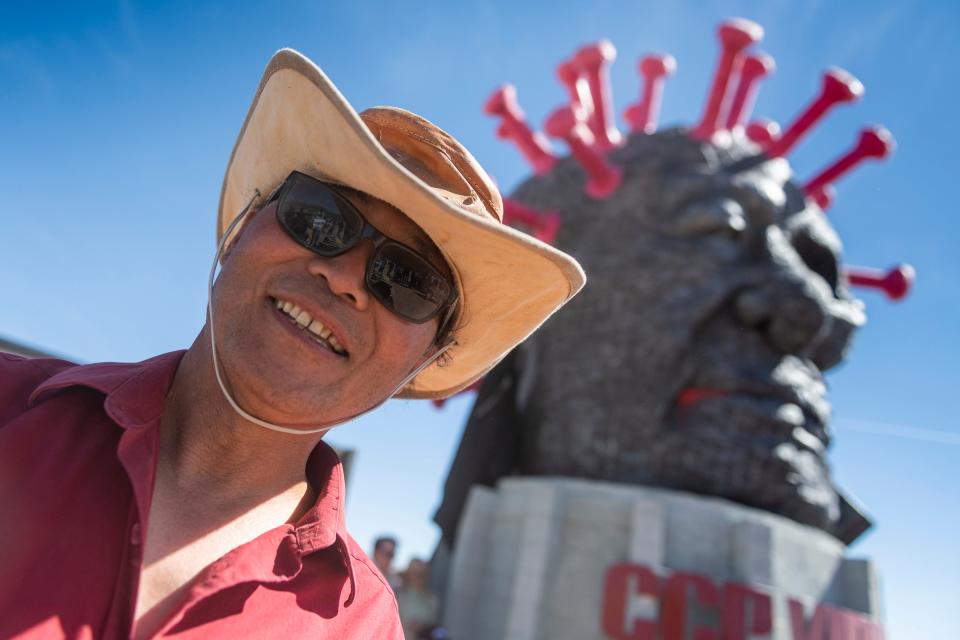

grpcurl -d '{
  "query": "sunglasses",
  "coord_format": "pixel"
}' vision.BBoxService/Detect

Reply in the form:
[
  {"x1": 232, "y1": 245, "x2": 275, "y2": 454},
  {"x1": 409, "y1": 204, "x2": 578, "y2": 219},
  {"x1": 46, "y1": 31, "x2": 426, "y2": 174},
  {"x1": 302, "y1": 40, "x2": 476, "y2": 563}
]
[{"x1": 270, "y1": 172, "x2": 458, "y2": 327}]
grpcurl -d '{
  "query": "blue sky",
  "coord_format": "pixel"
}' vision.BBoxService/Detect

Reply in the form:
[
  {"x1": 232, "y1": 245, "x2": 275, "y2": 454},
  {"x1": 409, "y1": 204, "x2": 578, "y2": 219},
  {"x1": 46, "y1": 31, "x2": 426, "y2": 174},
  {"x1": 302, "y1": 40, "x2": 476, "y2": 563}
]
[{"x1": 1, "y1": 1, "x2": 957, "y2": 637}]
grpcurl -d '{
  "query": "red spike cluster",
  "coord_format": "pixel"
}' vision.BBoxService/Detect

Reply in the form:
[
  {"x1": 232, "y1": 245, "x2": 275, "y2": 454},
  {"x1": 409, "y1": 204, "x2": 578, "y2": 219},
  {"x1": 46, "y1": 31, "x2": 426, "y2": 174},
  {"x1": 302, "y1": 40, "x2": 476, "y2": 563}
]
[
  {"x1": 480, "y1": 18, "x2": 910, "y2": 308},
  {"x1": 484, "y1": 84, "x2": 557, "y2": 175},
  {"x1": 544, "y1": 105, "x2": 623, "y2": 198},
  {"x1": 690, "y1": 18, "x2": 764, "y2": 140},
  {"x1": 845, "y1": 264, "x2": 915, "y2": 301},
  {"x1": 624, "y1": 54, "x2": 677, "y2": 134}
]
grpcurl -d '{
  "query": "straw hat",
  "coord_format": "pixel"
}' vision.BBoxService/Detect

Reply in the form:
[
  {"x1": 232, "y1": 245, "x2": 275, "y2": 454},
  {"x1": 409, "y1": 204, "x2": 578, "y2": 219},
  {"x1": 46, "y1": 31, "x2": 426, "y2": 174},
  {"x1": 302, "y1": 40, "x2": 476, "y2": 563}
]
[{"x1": 218, "y1": 49, "x2": 585, "y2": 399}]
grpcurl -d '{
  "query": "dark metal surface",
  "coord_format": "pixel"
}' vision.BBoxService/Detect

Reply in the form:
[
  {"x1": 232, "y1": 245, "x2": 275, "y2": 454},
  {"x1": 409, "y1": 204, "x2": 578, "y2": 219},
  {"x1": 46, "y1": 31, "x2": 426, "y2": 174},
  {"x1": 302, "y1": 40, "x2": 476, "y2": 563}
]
[{"x1": 437, "y1": 128, "x2": 871, "y2": 546}]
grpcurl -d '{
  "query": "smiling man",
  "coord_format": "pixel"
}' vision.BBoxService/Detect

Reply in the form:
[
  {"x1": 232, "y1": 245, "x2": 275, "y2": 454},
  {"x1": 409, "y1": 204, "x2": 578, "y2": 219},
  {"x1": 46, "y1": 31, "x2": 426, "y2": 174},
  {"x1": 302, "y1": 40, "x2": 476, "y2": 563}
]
[{"x1": 0, "y1": 49, "x2": 584, "y2": 639}]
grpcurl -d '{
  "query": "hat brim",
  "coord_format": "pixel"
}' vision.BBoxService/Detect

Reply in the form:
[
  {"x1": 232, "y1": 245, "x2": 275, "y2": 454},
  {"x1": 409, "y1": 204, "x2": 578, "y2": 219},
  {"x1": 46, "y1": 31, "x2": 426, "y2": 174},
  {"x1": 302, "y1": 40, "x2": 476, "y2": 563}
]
[{"x1": 219, "y1": 49, "x2": 585, "y2": 399}]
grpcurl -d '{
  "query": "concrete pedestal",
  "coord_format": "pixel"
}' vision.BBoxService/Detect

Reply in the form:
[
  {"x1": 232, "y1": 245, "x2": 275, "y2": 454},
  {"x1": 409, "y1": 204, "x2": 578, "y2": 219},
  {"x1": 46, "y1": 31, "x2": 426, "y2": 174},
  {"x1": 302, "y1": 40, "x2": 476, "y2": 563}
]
[{"x1": 444, "y1": 477, "x2": 882, "y2": 640}]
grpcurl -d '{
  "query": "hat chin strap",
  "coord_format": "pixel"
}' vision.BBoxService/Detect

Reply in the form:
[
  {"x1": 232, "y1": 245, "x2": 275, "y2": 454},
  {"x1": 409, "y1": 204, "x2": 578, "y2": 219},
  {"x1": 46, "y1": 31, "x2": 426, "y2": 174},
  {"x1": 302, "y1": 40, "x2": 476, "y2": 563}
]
[{"x1": 207, "y1": 193, "x2": 455, "y2": 437}]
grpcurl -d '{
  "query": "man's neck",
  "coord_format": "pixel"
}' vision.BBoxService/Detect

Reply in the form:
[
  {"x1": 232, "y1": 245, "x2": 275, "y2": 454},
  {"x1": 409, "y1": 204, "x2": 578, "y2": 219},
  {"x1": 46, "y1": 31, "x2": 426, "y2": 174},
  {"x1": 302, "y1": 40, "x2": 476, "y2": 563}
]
[{"x1": 158, "y1": 330, "x2": 322, "y2": 508}]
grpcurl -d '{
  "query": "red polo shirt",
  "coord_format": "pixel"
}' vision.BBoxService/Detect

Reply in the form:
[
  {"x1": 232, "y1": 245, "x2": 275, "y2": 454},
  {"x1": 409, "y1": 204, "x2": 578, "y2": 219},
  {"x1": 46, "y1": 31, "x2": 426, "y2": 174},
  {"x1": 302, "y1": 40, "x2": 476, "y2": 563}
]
[{"x1": 0, "y1": 351, "x2": 403, "y2": 639}]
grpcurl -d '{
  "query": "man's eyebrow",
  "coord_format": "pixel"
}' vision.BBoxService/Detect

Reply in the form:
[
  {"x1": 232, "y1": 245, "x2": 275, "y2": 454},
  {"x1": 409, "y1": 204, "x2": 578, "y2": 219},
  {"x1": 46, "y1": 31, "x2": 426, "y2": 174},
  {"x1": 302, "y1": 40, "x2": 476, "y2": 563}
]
[{"x1": 349, "y1": 189, "x2": 447, "y2": 266}]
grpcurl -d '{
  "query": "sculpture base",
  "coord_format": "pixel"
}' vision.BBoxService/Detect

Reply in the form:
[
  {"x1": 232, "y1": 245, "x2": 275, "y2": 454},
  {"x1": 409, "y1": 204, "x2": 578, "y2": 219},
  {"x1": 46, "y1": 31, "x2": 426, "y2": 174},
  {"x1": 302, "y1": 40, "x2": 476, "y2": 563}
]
[{"x1": 444, "y1": 477, "x2": 883, "y2": 640}]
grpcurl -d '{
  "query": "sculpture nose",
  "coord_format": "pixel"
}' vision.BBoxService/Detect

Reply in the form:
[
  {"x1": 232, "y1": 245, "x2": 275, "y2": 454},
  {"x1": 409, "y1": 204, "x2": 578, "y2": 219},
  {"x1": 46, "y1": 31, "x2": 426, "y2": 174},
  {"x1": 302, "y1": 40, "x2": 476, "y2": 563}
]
[{"x1": 734, "y1": 277, "x2": 829, "y2": 357}]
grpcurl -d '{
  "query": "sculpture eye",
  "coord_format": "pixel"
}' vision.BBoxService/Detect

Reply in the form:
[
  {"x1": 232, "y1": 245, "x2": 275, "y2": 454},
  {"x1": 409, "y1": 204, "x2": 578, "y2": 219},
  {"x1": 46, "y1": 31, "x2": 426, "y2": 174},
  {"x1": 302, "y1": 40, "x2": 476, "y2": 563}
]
[
  {"x1": 673, "y1": 197, "x2": 746, "y2": 238},
  {"x1": 791, "y1": 229, "x2": 840, "y2": 292}
]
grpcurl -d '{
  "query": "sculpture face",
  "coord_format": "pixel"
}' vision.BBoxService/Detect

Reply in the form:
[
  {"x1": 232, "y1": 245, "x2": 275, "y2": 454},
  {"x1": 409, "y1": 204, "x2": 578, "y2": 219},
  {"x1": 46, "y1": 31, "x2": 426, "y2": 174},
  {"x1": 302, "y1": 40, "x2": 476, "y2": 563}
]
[{"x1": 508, "y1": 129, "x2": 866, "y2": 536}]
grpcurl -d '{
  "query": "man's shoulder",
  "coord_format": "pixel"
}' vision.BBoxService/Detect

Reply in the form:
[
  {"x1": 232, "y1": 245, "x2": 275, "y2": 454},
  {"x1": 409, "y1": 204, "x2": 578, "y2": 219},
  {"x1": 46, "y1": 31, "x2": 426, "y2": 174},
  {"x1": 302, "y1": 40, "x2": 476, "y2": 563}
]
[{"x1": 0, "y1": 353, "x2": 78, "y2": 423}]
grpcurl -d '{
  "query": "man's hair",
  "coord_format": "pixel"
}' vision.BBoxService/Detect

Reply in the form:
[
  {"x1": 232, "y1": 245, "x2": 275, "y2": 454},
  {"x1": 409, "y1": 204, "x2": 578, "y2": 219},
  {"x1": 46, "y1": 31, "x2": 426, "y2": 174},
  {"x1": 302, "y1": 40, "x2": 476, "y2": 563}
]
[{"x1": 373, "y1": 536, "x2": 397, "y2": 552}]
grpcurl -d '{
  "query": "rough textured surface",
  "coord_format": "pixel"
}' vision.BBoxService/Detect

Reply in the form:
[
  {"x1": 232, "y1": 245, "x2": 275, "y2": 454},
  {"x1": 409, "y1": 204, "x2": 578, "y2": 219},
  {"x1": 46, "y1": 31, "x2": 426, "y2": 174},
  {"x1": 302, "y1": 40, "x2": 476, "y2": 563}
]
[
  {"x1": 436, "y1": 127, "x2": 870, "y2": 546},
  {"x1": 444, "y1": 478, "x2": 882, "y2": 640}
]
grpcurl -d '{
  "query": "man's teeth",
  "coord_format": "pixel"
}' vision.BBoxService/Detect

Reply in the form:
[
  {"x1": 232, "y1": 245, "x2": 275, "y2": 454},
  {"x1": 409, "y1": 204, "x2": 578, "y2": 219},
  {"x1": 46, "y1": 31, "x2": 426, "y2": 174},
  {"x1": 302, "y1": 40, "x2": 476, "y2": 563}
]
[{"x1": 273, "y1": 298, "x2": 346, "y2": 355}]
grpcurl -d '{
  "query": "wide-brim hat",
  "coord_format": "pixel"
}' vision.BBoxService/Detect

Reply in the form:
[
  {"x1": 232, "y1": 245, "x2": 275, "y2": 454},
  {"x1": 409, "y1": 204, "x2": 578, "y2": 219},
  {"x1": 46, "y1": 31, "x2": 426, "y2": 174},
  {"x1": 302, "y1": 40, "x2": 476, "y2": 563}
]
[{"x1": 218, "y1": 49, "x2": 585, "y2": 399}]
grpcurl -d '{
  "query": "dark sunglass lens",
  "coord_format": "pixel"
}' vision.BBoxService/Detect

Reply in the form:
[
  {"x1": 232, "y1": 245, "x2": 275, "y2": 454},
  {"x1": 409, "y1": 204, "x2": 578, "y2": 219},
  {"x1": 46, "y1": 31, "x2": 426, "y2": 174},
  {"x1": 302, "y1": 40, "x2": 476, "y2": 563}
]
[
  {"x1": 367, "y1": 243, "x2": 452, "y2": 322},
  {"x1": 278, "y1": 179, "x2": 363, "y2": 255}
]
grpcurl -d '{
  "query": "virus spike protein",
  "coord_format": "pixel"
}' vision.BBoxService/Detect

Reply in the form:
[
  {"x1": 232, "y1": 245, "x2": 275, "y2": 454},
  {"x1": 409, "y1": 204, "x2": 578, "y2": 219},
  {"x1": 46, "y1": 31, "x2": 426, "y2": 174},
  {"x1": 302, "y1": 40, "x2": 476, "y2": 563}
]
[
  {"x1": 809, "y1": 184, "x2": 836, "y2": 211},
  {"x1": 575, "y1": 40, "x2": 623, "y2": 151},
  {"x1": 690, "y1": 18, "x2": 764, "y2": 140},
  {"x1": 544, "y1": 105, "x2": 623, "y2": 199},
  {"x1": 557, "y1": 57, "x2": 592, "y2": 116},
  {"x1": 765, "y1": 68, "x2": 864, "y2": 157},
  {"x1": 724, "y1": 52, "x2": 775, "y2": 129},
  {"x1": 483, "y1": 84, "x2": 558, "y2": 175},
  {"x1": 624, "y1": 54, "x2": 677, "y2": 134},
  {"x1": 745, "y1": 119, "x2": 781, "y2": 146},
  {"x1": 845, "y1": 264, "x2": 915, "y2": 301},
  {"x1": 803, "y1": 126, "x2": 895, "y2": 196},
  {"x1": 502, "y1": 198, "x2": 563, "y2": 244}
]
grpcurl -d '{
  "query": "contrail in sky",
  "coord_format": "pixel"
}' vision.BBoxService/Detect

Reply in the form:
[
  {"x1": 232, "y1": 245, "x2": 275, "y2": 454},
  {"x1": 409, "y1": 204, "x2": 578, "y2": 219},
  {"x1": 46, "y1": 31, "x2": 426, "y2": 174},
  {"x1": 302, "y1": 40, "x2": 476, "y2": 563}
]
[{"x1": 837, "y1": 419, "x2": 960, "y2": 446}]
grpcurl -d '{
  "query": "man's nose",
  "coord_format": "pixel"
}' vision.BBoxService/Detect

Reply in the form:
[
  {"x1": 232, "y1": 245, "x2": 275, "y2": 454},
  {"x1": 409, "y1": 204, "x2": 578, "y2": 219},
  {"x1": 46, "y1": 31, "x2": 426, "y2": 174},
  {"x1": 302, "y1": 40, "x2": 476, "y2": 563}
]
[{"x1": 305, "y1": 241, "x2": 372, "y2": 311}]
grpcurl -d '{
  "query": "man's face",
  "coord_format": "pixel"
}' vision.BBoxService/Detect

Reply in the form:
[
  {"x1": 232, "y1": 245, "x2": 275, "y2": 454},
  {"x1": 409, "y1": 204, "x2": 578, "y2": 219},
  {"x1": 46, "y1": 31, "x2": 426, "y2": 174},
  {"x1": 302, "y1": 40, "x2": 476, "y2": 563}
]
[
  {"x1": 209, "y1": 185, "x2": 446, "y2": 427},
  {"x1": 509, "y1": 129, "x2": 865, "y2": 532}
]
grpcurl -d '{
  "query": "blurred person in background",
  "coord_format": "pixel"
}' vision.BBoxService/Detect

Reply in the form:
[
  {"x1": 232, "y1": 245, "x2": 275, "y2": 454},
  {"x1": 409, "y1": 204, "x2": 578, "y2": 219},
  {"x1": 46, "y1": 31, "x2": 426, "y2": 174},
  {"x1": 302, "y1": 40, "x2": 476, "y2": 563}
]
[
  {"x1": 373, "y1": 535, "x2": 401, "y2": 589},
  {"x1": 396, "y1": 559, "x2": 439, "y2": 639}
]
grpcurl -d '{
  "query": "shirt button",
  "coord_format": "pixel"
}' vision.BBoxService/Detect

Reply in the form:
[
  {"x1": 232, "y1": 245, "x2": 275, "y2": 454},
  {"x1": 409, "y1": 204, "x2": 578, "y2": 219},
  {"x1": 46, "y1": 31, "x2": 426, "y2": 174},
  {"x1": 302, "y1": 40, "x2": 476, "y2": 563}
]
[{"x1": 130, "y1": 523, "x2": 141, "y2": 546}]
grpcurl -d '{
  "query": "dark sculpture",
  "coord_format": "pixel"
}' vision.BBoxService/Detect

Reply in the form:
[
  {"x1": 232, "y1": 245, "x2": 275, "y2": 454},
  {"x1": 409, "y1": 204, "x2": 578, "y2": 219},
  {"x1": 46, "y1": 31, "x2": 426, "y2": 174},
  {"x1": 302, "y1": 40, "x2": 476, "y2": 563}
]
[{"x1": 435, "y1": 19, "x2": 912, "y2": 550}]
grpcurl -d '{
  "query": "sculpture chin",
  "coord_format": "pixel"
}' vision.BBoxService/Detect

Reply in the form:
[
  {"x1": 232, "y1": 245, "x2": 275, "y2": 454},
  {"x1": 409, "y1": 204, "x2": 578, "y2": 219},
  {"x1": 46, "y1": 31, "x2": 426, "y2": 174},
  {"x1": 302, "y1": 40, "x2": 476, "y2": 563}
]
[{"x1": 656, "y1": 390, "x2": 840, "y2": 531}]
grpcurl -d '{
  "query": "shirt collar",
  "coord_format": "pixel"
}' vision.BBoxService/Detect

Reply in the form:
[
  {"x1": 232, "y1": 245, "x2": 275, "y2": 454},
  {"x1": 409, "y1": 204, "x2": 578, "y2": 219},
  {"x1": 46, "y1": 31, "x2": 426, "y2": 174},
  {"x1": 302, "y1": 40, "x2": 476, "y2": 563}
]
[
  {"x1": 28, "y1": 350, "x2": 186, "y2": 429},
  {"x1": 298, "y1": 440, "x2": 358, "y2": 604},
  {"x1": 27, "y1": 348, "x2": 359, "y2": 602}
]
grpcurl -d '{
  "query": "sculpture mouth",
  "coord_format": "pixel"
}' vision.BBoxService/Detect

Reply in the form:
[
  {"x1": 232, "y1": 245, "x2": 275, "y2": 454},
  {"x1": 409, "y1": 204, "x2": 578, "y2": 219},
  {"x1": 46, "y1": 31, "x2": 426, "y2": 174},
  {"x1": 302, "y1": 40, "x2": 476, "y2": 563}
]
[{"x1": 673, "y1": 381, "x2": 828, "y2": 453}]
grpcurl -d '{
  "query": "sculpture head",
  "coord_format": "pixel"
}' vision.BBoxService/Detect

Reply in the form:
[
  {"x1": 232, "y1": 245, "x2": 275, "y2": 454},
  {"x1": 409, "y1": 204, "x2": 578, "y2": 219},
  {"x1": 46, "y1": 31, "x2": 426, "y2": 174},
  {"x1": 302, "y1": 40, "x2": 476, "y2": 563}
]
[
  {"x1": 468, "y1": 18, "x2": 911, "y2": 542},
  {"x1": 511, "y1": 127, "x2": 864, "y2": 534}
]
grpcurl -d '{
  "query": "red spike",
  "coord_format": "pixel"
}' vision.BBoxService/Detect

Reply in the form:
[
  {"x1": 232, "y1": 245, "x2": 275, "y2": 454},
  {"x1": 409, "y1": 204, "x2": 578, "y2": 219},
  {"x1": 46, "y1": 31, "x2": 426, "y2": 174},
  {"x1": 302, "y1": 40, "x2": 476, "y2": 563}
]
[
  {"x1": 502, "y1": 198, "x2": 563, "y2": 244},
  {"x1": 745, "y1": 119, "x2": 780, "y2": 147},
  {"x1": 804, "y1": 126, "x2": 895, "y2": 196},
  {"x1": 483, "y1": 84, "x2": 558, "y2": 175},
  {"x1": 809, "y1": 184, "x2": 836, "y2": 211},
  {"x1": 575, "y1": 40, "x2": 623, "y2": 150},
  {"x1": 690, "y1": 18, "x2": 764, "y2": 140},
  {"x1": 544, "y1": 105, "x2": 623, "y2": 198},
  {"x1": 765, "y1": 68, "x2": 864, "y2": 158},
  {"x1": 845, "y1": 264, "x2": 915, "y2": 301},
  {"x1": 557, "y1": 57, "x2": 592, "y2": 115},
  {"x1": 724, "y1": 52, "x2": 775, "y2": 129},
  {"x1": 624, "y1": 54, "x2": 677, "y2": 134}
]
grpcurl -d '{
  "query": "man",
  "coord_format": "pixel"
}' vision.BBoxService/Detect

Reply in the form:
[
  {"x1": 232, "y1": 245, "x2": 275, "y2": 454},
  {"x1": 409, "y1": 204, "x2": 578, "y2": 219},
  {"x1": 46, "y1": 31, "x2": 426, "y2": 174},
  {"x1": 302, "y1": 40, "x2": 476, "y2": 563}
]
[
  {"x1": 0, "y1": 49, "x2": 584, "y2": 639},
  {"x1": 395, "y1": 558, "x2": 439, "y2": 639},
  {"x1": 372, "y1": 536, "x2": 400, "y2": 590}
]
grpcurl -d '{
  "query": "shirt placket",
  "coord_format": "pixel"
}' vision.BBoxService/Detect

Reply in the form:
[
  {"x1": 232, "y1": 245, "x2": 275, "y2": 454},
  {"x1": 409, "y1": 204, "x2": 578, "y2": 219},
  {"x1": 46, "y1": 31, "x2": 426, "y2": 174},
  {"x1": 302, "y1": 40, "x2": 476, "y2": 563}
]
[
  {"x1": 111, "y1": 414, "x2": 162, "y2": 639},
  {"x1": 101, "y1": 503, "x2": 146, "y2": 639}
]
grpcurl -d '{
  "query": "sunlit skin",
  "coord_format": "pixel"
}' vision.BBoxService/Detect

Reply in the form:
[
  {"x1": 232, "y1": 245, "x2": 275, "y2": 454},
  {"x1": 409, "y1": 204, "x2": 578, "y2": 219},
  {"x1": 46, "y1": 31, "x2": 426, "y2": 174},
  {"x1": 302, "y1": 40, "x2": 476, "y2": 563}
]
[{"x1": 131, "y1": 188, "x2": 448, "y2": 638}]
